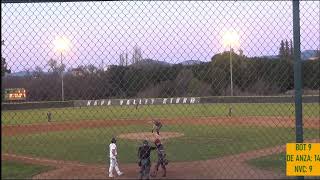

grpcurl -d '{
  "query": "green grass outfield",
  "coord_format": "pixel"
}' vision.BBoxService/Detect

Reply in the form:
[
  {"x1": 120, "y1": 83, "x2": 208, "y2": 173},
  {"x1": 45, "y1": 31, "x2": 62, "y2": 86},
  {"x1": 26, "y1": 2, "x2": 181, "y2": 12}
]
[
  {"x1": 246, "y1": 152, "x2": 286, "y2": 173},
  {"x1": 1, "y1": 160, "x2": 54, "y2": 179},
  {"x1": 2, "y1": 124, "x2": 319, "y2": 164},
  {"x1": 1, "y1": 103, "x2": 319, "y2": 125},
  {"x1": 246, "y1": 153, "x2": 320, "y2": 179}
]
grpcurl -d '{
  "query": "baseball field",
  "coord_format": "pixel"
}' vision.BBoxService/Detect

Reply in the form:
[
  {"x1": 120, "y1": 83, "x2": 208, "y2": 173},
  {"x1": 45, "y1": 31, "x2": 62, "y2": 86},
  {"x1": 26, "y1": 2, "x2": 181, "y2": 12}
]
[{"x1": 2, "y1": 103, "x2": 320, "y2": 179}]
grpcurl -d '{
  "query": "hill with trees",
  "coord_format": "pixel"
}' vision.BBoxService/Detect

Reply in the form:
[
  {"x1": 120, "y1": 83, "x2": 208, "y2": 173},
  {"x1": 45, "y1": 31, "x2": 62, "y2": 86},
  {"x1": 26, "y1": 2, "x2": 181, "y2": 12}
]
[{"x1": 2, "y1": 48, "x2": 319, "y2": 101}]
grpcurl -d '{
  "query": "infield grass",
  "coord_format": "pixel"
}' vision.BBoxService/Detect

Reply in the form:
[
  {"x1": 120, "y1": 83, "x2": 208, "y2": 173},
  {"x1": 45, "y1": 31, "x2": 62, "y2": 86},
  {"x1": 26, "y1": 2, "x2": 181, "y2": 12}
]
[
  {"x1": 2, "y1": 124, "x2": 319, "y2": 164},
  {"x1": 246, "y1": 152, "x2": 286, "y2": 173},
  {"x1": 246, "y1": 153, "x2": 320, "y2": 179},
  {"x1": 1, "y1": 103, "x2": 319, "y2": 125},
  {"x1": 1, "y1": 160, "x2": 54, "y2": 179}
]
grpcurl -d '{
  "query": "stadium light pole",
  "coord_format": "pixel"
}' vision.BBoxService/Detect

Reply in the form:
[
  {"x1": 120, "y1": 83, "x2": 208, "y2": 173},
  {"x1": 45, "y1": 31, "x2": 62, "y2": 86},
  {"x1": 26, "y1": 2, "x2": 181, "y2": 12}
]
[
  {"x1": 230, "y1": 45, "x2": 233, "y2": 97},
  {"x1": 60, "y1": 52, "x2": 64, "y2": 101},
  {"x1": 54, "y1": 37, "x2": 70, "y2": 101},
  {"x1": 222, "y1": 30, "x2": 239, "y2": 116}
]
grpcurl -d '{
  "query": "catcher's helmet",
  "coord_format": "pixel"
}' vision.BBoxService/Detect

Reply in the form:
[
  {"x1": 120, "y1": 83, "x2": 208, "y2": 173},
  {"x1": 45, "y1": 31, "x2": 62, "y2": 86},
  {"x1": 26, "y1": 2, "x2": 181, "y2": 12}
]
[
  {"x1": 143, "y1": 140, "x2": 149, "y2": 145},
  {"x1": 111, "y1": 137, "x2": 116, "y2": 143},
  {"x1": 154, "y1": 138, "x2": 161, "y2": 145}
]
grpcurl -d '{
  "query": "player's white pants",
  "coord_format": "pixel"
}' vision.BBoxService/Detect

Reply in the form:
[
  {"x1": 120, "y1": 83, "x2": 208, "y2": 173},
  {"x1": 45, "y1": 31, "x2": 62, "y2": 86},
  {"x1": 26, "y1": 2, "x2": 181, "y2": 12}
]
[{"x1": 109, "y1": 158, "x2": 121, "y2": 176}]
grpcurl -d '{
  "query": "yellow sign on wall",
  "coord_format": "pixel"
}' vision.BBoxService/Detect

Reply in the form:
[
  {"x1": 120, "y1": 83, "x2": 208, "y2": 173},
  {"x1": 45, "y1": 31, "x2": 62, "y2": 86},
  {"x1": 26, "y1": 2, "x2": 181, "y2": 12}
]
[{"x1": 286, "y1": 143, "x2": 320, "y2": 176}]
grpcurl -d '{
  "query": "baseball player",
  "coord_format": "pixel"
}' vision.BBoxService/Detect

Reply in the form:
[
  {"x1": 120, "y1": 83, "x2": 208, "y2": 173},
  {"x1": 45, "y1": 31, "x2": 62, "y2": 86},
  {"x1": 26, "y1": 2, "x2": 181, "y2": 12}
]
[
  {"x1": 108, "y1": 137, "x2": 123, "y2": 178},
  {"x1": 47, "y1": 112, "x2": 52, "y2": 122},
  {"x1": 151, "y1": 138, "x2": 168, "y2": 177},
  {"x1": 137, "y1": 140, "x2": 156, "y2": 180},
  {"x1": 151, "y1": 119, "x2": 162, "y2": 136}
]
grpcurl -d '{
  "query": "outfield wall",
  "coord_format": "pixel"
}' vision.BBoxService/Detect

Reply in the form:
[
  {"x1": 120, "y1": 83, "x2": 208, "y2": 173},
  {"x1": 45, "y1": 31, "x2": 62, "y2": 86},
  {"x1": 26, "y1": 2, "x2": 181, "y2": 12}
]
[
  {"x1": 1, "y1": 95, "x2": 319, "y2": 111},
  {"x1": 1, "y1": 101, "x2": 74, "y2": 111}
]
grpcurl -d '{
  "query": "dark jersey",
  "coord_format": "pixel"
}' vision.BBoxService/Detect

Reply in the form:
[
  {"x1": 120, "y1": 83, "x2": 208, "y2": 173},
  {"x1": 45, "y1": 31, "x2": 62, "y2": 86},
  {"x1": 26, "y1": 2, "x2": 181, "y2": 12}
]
[
  {"x1": 138, "y1": 145, "x2": 156, "y2": 160},
  {"x1": 156, "y1": 144, "x2": 165, "y2": 159}
]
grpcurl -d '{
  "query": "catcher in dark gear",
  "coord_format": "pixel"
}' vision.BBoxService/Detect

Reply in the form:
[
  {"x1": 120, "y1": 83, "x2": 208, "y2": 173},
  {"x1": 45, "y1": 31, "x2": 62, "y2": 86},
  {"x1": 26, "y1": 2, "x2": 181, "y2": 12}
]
[
  {"x1": 151, "y1": 138, "x2": 168, "y2": 177},
  {"x1": 137, "y1": 140, "x2": 156, "y2": 180}
]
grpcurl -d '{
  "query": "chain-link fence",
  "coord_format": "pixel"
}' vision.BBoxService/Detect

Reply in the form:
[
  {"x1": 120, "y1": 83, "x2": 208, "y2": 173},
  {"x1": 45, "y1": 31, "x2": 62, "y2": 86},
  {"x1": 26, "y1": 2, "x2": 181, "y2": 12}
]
[{"x1": 1, "y1": 1, "x2": 319, "y2": 179}]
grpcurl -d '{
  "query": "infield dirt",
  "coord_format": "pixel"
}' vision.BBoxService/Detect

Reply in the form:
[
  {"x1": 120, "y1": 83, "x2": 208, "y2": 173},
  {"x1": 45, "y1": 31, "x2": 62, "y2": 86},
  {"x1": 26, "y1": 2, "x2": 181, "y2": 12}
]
[{"x1": 2, "y1": 116, "x2": 319, "y2": 179}]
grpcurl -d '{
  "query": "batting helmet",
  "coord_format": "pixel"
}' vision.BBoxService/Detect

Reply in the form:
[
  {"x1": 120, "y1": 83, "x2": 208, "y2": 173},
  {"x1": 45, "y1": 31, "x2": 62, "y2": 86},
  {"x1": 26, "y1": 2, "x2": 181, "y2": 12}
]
[
  {"x1": 154, "y1": 138, "x2": 161, "y2": 145},
  {"x1": 111, "y1": 137, "x2": 116, "y2": 143}
]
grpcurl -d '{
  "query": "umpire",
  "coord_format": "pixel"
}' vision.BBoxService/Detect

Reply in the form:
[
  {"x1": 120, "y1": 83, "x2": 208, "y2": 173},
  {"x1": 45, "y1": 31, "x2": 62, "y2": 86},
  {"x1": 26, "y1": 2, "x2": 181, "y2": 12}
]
[{"x1": 137, "y1": 140, "x2": 156, "y2": 180}]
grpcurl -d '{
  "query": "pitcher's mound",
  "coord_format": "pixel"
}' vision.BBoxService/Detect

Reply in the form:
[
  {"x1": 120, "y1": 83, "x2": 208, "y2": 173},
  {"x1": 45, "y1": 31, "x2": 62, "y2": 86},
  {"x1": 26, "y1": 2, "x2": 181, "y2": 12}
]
[{"x1": 118, "y1": 132, "x2": 184, "y2": 140}]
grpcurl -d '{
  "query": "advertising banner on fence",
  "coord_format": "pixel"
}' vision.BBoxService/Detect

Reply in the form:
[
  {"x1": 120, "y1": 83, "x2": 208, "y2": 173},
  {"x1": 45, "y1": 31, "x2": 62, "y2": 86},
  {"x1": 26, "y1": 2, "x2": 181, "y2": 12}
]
[{"x1": 74, "y1": 97, "x2": 201, "y2": 107}]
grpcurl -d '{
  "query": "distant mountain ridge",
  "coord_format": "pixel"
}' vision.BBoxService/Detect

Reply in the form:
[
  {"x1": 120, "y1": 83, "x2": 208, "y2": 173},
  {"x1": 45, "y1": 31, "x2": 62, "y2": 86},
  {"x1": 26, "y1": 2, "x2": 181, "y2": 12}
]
[
  {"x1": 130, "y1": 58, "x2": 172, "y2": 68},
  {"x1": 6, "y1": 50, "x2": 319, "y2": 77},
  {"x1": 263, "y1": 50, "x2": 319, "y2": 60},
  {"x1": 179, "y1": 60, "x2": 204, "y2": 66},
  {"x1": 6, "y1": 71, "x2": 30, "y2": 77},
  {"x1": 301, "y1": 50, "x2": 319, "y2": 60},
  {"x1": 130, "y1": 59, "x2": 205, "y2": 67},
  {"x1": 7, "y1": 71, "x2": 62, "y2": 77}
]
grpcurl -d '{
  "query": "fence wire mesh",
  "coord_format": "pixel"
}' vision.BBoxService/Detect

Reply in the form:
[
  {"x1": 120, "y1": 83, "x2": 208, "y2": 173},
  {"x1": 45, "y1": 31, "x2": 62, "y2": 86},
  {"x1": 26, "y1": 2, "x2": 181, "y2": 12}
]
[{"x1": 1, "y1": 1, "x2": 320, "y2": 179}]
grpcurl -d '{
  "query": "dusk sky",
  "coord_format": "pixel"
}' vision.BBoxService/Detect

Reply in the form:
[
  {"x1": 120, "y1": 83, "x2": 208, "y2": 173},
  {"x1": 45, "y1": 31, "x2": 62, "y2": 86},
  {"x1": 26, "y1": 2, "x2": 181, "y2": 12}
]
[{"x1": 1, "y1": 1, "x2": 319, "y2": 72}]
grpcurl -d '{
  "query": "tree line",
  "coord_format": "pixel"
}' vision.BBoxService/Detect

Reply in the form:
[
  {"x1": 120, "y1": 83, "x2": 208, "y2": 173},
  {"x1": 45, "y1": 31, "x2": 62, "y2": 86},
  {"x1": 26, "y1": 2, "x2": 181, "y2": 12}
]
[{"x1": 2, "y1": 50, "x2": 319, "y2": 101}]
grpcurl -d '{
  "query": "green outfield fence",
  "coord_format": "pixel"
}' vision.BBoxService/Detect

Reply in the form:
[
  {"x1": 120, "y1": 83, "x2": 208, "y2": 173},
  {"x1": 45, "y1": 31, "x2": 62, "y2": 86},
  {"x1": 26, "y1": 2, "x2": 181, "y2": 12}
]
[
  {"x1": 2, "y1": 96, "x2": 320, "y2": 111},
  {"x1": 1, "y1": 1, "x2": 319, "y2": 179}
]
